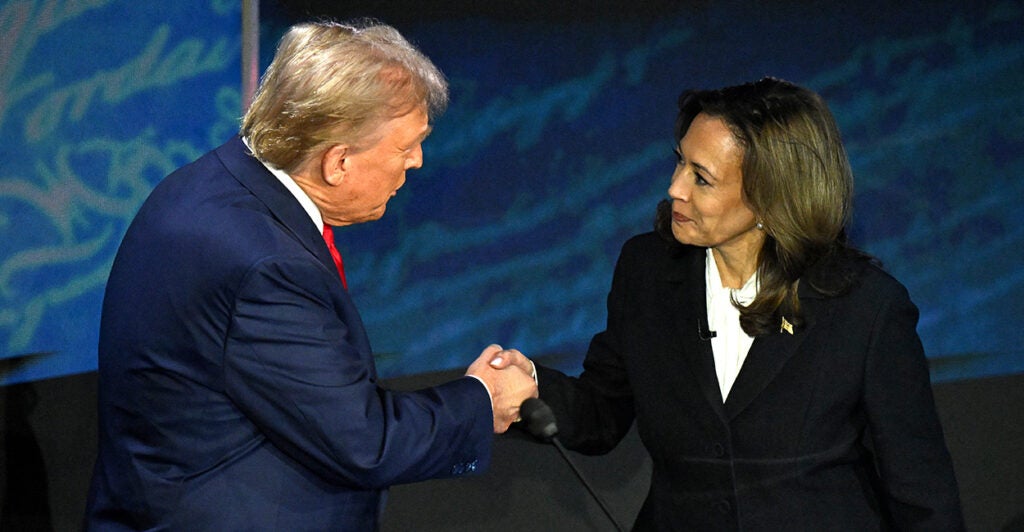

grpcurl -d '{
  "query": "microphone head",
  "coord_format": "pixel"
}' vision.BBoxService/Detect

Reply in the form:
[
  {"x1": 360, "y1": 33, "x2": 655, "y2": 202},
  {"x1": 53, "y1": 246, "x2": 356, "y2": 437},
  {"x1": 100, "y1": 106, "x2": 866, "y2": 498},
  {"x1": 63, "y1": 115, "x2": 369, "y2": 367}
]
[{"x1": 520, "y1": 397, "x2": 558, "y2": 441}]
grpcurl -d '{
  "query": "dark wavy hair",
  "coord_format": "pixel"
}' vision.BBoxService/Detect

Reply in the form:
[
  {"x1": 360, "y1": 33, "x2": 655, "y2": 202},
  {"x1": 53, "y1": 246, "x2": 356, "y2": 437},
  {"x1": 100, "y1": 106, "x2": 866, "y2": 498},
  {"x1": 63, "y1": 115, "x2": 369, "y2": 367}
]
[{"x1": 655, "y1": 77, "x2": 870, "y2": 336}]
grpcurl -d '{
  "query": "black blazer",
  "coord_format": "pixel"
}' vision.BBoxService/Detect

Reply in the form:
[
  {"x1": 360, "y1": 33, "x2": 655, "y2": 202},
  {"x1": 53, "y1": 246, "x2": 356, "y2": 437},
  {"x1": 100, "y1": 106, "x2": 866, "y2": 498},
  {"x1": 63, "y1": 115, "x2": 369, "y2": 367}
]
[{"x1": 538, "y1": 232, "x2": 964, "y2": 531}]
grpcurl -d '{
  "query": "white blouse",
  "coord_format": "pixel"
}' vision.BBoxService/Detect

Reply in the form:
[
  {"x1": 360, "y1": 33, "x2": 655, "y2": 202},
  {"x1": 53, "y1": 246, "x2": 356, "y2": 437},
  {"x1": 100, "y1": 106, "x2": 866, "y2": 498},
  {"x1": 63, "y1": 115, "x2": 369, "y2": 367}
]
[{"x1": 705, "y1": 248, "x2": 758, "y2": 401}]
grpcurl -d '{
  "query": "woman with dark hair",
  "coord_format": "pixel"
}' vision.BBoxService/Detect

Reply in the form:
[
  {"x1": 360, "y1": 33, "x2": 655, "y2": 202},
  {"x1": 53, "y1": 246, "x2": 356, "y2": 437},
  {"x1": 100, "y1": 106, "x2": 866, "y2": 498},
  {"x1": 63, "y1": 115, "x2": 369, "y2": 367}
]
[{"x1": 494, "y1": 77, "x2": 964, "y2": 530}]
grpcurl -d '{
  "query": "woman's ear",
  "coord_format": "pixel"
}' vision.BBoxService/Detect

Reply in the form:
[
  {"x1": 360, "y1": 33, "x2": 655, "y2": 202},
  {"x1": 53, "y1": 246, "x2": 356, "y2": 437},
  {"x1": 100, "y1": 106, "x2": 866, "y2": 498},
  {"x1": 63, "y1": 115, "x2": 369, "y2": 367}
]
[{"x1": 321, "y1": 144, "x2": 349, "y2": 186}]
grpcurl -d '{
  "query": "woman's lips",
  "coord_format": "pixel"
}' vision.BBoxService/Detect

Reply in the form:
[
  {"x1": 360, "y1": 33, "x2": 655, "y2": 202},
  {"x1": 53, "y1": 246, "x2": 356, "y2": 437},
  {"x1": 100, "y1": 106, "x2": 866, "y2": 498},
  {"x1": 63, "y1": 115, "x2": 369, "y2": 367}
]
[{"x1": 672, "y1": 211, "x2": 692, "y2": 223}]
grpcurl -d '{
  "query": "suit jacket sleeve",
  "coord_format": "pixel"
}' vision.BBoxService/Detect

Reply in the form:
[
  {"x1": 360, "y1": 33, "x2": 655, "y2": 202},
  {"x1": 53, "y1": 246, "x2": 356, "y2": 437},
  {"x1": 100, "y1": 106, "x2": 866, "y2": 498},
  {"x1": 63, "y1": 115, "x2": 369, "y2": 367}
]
[
  {"x1": 223, "y1": 254, "x2": 492, "y2": 489},
  {"x1": 861, "y1": 280, "x2": 965, "y2": 529},
  {"x1": 536, "y1": 240, "x2": 638, "y2": 455}
]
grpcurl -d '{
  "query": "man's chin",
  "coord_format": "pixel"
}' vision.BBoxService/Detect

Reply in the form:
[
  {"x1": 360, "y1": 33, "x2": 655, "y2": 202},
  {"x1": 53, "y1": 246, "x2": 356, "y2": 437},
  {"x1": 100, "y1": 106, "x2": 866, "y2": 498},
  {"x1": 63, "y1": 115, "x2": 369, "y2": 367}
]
[
  {"x1": 357, "y1": 208, "x2": 387, "y2": 224},
  {"x1": 327, "y1": 207, "x2": 388, "y2": 226}
]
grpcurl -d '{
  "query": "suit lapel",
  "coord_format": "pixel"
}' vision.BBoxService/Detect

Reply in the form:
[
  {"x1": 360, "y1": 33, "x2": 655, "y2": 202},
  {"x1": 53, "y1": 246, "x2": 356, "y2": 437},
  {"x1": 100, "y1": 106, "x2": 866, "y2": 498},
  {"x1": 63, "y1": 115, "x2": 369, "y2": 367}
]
[
  {"x1": 214, "y1": 137, "x2": 338, "y2": 277},
  {"x1": 666, "y1": 247, "x2": 728, "y2": 421},
  {"x1": 723, "y1": 284, "x2": 834, "y2": 420},
  {"x1": 213, "y1": 137, "x2": 373, "y2": 366}
]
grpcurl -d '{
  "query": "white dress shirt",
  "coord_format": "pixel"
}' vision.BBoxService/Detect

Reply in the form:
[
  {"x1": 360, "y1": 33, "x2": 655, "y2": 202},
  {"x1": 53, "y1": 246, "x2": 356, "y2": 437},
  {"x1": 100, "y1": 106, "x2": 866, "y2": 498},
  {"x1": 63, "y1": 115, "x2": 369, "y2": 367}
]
[
  {"x1": 705, "y1": 248, "x2": 758, "y2": 401},
  {"x1": 242, "y1": 137, "x2": 323, "y2": 234}
]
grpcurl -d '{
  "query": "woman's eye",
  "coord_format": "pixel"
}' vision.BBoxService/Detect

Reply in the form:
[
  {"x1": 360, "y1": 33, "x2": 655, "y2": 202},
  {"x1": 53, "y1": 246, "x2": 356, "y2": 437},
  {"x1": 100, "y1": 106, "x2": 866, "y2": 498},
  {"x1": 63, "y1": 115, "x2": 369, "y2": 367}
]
[{"x1": 695, "y1": 173, "x2": 709, "y2": 186}]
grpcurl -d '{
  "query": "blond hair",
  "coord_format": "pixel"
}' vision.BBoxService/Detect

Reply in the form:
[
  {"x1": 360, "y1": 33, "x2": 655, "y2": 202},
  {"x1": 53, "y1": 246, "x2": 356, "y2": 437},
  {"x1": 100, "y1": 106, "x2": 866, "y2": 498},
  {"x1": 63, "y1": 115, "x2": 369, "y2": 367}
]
[{"x1": 242, "y1": 20, "x2": 448, "y2": 173}]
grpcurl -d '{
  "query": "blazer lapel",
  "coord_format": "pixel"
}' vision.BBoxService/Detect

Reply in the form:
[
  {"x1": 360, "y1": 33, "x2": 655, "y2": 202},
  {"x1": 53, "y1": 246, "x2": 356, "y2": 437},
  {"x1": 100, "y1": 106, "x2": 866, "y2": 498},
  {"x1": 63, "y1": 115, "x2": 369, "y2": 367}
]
[
  {"x1": 213, "y1": 137, "x2": 375, "y2": 371},
  {"x1": 723, "y1": 283, "x2": 834, "y2": 420},
  {"x1": 215, "y1": 137, "x2": 337, "y2": 276},
  {"x1": 666, "y1": 247, "x2": 728, "y2": 421}
]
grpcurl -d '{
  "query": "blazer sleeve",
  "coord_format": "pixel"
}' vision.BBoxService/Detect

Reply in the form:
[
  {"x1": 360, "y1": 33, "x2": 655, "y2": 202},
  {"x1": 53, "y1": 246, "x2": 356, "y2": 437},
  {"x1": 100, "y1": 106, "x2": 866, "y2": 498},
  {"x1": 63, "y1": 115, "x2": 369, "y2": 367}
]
[
  {"x1": 536, "y1": 241, "x2": 637, "y2": 455},
  {"x1": 222, "y1": 254, "x2": 492, "y2": 489},
  {"x1": 861, "y1": 279, "x2": 965, "y2": 530}
]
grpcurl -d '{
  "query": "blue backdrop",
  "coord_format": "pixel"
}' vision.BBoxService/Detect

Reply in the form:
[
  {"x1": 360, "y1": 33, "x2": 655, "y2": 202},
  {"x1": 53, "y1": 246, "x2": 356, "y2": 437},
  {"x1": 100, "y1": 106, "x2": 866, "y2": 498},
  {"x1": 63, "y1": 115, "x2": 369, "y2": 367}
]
[{"x1": 1, "y1": 0, "x2": 1022, "y2": 385}]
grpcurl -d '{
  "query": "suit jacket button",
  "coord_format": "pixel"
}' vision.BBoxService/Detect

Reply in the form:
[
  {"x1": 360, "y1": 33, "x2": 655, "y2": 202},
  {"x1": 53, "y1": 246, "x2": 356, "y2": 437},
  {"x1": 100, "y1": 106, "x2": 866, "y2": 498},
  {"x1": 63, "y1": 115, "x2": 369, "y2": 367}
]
[
  {"x1": 715, "y1": 499, "x2": 732, "y2": 514},
  {"x1": 711, "y1": 443, "x2": 725, "y2": 457},
  {"x1": 451, "y1": 460, "x2": 478, "y2": 476}
]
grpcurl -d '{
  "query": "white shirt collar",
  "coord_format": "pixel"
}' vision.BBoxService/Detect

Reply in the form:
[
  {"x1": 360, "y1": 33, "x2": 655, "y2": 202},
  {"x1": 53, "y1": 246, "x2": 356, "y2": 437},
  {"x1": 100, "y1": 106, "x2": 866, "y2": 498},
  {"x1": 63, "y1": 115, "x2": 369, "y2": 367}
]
[
  {"x1": 705, "y1": 248, "x2": 758, "y2": 305},
  {"x1": 242, "y1": 137, "x2": 324, "y2": 234}
]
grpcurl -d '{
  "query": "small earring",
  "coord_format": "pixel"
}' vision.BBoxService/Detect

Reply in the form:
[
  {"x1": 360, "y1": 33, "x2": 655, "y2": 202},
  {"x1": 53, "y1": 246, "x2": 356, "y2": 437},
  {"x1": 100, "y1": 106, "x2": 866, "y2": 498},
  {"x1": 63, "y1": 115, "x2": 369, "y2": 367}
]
[{"x1": 756, "y1": 221, "x2": 764, "y2": 230}]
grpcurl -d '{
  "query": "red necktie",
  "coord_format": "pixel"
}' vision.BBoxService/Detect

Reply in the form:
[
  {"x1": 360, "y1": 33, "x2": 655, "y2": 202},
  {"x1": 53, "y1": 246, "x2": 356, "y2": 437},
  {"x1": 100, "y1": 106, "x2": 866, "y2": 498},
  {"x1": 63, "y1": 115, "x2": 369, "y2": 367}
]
[{"x1": 322, "y1": 224, "x2": 348, "y2": 289}]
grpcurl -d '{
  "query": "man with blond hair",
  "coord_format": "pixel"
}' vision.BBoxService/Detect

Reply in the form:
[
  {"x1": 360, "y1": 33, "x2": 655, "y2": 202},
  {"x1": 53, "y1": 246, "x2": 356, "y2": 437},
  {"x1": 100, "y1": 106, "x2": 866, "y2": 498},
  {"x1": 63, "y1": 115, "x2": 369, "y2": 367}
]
[{"x1": 85, "y1": 21, "x2": 536, "y2": 530}]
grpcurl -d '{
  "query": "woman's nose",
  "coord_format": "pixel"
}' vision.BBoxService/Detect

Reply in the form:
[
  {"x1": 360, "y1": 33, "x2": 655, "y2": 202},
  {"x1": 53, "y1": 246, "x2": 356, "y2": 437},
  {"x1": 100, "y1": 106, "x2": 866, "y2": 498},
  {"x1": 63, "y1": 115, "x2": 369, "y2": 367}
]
[{"x1": 668, "y1": 169, "x2": 689, "y2": 201}]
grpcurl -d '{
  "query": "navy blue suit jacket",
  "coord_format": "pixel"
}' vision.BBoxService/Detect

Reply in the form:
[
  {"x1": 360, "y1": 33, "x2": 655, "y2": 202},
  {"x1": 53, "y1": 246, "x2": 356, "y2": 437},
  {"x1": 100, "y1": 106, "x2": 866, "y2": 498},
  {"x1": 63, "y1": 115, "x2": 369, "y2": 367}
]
[
  {"x1": 85, "y1": 137, "x2": 492, "y2": 530},
  {"x1": 538, "y1": 233, "x2": 964, "y2": 531}
]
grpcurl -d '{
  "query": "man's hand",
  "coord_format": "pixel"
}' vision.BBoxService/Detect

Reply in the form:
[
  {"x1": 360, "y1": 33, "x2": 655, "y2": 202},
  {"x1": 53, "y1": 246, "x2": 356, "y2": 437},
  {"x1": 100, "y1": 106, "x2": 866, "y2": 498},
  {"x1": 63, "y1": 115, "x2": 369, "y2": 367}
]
[
  {"x1": 486, "y1": 346, "x2": 535, "y2": 377},
  {"x1": 466, "y1": 345, "x2": 538, "y2": 433}
]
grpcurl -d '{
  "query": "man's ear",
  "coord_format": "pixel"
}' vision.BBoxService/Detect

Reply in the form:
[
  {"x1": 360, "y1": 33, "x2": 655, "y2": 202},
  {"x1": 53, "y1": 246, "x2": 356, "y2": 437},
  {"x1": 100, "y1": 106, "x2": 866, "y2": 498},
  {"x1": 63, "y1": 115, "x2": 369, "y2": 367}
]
[{"x1": 321, "y1": 144, "x2": 349, "y2": 186}]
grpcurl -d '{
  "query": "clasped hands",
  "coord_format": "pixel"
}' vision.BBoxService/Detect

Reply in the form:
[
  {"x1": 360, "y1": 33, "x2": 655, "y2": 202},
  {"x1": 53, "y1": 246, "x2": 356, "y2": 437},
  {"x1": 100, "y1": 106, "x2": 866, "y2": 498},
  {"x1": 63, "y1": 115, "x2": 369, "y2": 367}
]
[{"x1": 466, "y1": 344, "x2": 538, "y2": 433}]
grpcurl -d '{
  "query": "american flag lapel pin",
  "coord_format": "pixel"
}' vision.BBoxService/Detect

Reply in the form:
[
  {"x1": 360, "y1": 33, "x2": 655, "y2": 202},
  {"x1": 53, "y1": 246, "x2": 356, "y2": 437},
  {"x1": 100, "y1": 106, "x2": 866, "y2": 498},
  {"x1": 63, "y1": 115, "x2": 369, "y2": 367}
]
[{"x1": 780, "y1": 316, "x2": 794, "y2": 335}]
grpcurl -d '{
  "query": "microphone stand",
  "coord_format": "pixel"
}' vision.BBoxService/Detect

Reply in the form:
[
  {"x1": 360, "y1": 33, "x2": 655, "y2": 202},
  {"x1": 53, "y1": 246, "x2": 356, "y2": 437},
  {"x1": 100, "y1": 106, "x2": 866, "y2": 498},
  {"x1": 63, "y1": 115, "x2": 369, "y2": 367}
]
[
  {"x1": 551, "y1": 436, "x2": 626, "y2": 532},
  {"x1": 521, "y1": 397, "x2": 626, "y2": 532}
]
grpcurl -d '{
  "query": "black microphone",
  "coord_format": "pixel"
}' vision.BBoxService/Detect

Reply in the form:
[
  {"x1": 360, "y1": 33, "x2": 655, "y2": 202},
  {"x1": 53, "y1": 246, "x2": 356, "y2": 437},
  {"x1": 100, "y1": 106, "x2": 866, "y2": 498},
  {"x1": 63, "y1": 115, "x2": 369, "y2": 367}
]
[
  {"x1": 520, "y1": 397, "x2": 558, "y2": 441},
  {"x1": 520, "y1": 398, "x2": 626, "y2": 532},
  {"x1": 697, "y1": 318, "x2": 717, "y2": 340}
]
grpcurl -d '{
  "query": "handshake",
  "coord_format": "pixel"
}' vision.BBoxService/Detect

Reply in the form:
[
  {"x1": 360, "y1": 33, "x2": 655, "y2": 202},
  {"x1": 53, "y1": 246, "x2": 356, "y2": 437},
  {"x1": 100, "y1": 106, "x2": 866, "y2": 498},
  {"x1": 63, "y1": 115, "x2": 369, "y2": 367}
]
[{"x1": 466, "y1": 344, "x2": 538, "y2": 433}]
